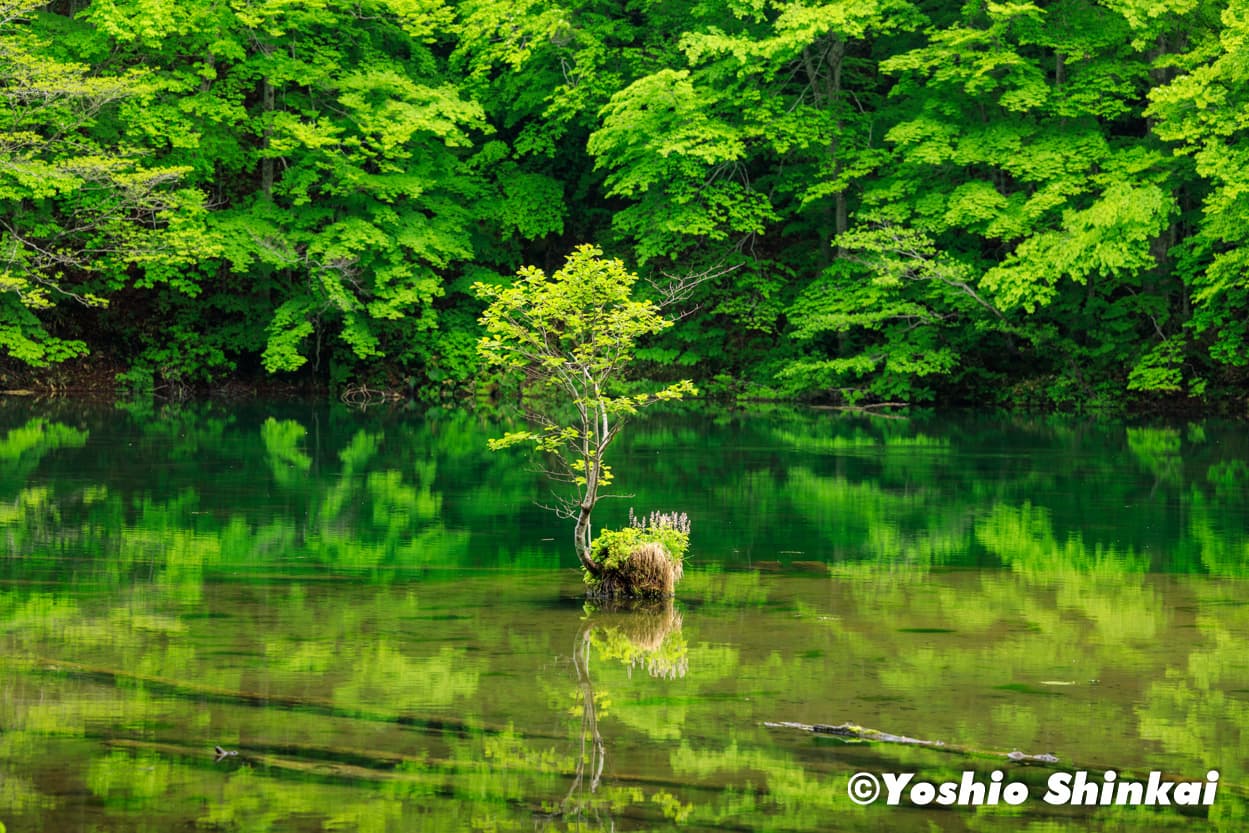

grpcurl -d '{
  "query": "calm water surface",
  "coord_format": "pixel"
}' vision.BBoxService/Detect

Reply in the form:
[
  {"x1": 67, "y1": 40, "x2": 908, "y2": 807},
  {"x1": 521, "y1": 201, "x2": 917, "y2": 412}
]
[{"x1": 1, "y1": 400, "x2": 1247, "y2": 832}]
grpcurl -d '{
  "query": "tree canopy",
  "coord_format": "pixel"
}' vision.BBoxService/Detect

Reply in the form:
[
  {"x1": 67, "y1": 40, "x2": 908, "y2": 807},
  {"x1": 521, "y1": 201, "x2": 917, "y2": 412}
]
[
  {"x1": 475, "y1": 245, "x2": 695, "y2": 574},
  {"x1": 2, "y1": 0, "x2": 1247, "y2": 410}
]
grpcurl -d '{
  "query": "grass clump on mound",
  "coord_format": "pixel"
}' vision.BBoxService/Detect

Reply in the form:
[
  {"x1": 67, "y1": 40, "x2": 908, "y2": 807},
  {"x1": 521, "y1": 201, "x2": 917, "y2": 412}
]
[{"x1": 587, "y1": 510, "x2": 690, "y2": 599}]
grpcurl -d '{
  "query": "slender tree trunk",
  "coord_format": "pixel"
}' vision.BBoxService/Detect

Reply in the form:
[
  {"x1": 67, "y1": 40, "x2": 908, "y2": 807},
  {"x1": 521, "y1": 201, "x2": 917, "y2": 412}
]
[
  {"x1": 572, "y1": 400, "x2": 610, "y2": 577},
  {"x1": 574, "y1": 502, "x2": 599, "y2": 575},
  {"x1": 575, "y1": 444, "x2": 602, "y2": 576},
  {"x1": 803, "y1": 37, "x2": 847, "y2": 258},
  {"x1": 261, "y1": 76, "x2": 275, "y2": 198},
  {"x1": 828, "y1": 39, "x2": 847, "y2": 245}
]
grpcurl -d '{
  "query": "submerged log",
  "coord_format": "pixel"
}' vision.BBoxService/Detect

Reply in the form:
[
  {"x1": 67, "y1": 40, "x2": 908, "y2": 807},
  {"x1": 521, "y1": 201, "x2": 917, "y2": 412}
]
[
  {"x1": 23, "y1": 656, "x2": 504, "y2": 737},
  {"x1": 764, "y1": 720, "x2": 1059, "y2": 764}
]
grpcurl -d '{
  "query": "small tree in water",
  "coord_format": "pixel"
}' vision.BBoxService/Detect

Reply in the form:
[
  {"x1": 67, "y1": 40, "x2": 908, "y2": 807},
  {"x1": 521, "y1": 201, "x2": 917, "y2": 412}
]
[{"x1": 474, "y1": 245, "x2": 695, "y2": 595}]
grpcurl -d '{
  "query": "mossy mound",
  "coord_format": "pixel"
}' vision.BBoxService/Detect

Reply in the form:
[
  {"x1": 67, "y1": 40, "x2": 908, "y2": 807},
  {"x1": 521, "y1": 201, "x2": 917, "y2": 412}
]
[
  {"x1": 590, "y1": 541, "x2": 684, "y2": 599},
  {"x1": 586, "y1": 511, "x2": 689, "y2": 599}
]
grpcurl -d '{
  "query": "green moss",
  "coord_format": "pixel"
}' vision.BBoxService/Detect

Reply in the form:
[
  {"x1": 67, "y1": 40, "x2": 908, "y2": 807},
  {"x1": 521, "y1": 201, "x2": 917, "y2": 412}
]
[
  {"x1": 585, "y1": 511, "x2": 690, "y2": 595},
  {"x1": 592, "y1": 525, "x2": 689, "y2": 571}
]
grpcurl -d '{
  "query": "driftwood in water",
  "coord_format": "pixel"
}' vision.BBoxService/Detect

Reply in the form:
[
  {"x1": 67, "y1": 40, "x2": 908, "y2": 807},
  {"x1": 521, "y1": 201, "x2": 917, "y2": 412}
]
[
  {"x1": 764, "y1": 721, "x2": 1059, "y2": 765},
  {"x1": 108, "y1": 736, "x2": 689, "y2": 792}
]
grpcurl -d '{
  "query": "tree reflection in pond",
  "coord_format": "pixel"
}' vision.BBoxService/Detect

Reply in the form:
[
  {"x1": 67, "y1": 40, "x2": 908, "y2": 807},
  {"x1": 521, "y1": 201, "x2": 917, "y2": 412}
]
[
  {"x1": 548, "y1": 600, "x2": 688, "y2": 829},
  {"x1": 0, "y1": 401, "x2": 1247, "y2": 831}
]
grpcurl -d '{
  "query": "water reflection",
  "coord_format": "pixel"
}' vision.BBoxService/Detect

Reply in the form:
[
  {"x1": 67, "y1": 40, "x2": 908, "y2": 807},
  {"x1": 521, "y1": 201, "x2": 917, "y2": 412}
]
[
  {"x1": 0, "y1": 402, "x2": 1247, "y2": 831},
  {"x1": 545, "y1": 601, "x2": 690, "y2": 828},
  {"x1": 0, "y1": 403, "x2": 1247, "y2": 579},
  {"x1": 4, "y1": 569, "x2": 1249, "y2": 830}
]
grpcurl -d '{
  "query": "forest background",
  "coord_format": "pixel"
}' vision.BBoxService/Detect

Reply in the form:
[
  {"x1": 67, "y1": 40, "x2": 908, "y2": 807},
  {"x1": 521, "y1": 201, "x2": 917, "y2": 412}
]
[{"x1": 3, "y1": 0, "x2": 1248, "y2": 410}]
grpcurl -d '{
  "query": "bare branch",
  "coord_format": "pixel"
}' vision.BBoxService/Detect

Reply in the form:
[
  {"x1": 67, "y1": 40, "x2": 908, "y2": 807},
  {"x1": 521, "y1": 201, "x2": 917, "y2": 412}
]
[
  {"x1": 648, "y1": 259, "x2": 741, "y2": 309},
  {"x1": 536, "y1": 491, "x2": 580, "y2": 519}
]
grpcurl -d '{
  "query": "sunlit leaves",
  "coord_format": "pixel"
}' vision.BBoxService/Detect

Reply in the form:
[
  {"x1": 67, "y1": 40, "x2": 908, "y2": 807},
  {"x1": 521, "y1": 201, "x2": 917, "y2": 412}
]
[
  {"x1": 41, "y1": 0, "x2": 499, "y2": 385},
  {"x1": 3, "y1": 0, "x2": 1243, "y2": 405},
  {"x1": 983, "y1": 182, "x2": 1174, "y2": 313},
  {"x1": 0, "y1": 1, "x2": 205, "y2": 364},
  {"x1": 476, "y1": 246, "x2": 696, "y2": 567},
  {"x1": 799, "y1": 0, "x2": 1203, "y2": 405},
  {"x1": 783, "y1": 225, "x2": 994, "y2": 401},
  {"x1": 1146, "y1": 0, "x2": 1249, "y2": 377},
  {"x1": 592, "y1": 70, "x2": 745, "y2": 195},
  {"x1": 475, "y1": 247, "x2": 689, "y2": 405},
  {"x1": 250, "y1": 43, "x2": 486, "y2": 372}
]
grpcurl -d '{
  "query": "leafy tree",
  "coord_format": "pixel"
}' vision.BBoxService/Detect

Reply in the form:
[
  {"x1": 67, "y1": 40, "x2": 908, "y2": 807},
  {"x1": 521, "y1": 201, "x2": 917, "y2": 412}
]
[
  {"x1": 0, "y1": 0, "x2": 205, "y2": 366},
  {"x1": 62, "y1": 0, "x2": 499, "y2": 389},
  {"x1": 4, "y1": 0, "x2": 1249, "y2": 409},
  {"x1": 1147, "y1": 0, "x2": 1249, "y2": 395},
  {"x1": 451, "y1": 0, "x2": 630, "y2": 247},
  {"x1": 474, "y1": 245, "x2": 695, "y2": 579},
  {"x1": 784, "y1": 0, "x2": 1203, "y2": 405},
  {"x1": 584, "y1": 0, "x2": 918, "y2": 385}
]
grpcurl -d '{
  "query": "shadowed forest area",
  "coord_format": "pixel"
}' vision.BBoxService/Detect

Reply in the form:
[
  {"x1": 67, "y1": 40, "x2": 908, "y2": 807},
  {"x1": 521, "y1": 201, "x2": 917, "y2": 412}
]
[{"x1": 3, "y1": 0, "x2": 1249, "y2": 409}]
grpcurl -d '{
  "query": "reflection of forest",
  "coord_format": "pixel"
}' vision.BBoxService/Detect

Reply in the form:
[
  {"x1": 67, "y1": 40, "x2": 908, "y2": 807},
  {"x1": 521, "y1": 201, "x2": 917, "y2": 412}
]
[
  {"x1": 3, "y1": 569, "x2": 1248, "y2": 831},
  {"x1": 0, "y1": 403, "x2": 1247, "y2": 831},
  {"x1": 0, "y1": 404, "x2": 1246, "y2": 579}
]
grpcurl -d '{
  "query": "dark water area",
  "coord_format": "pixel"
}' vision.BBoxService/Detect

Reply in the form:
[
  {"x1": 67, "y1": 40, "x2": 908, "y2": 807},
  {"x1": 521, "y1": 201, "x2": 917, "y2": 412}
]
[{"x1": 1, "y1": 399, "x2": 1247, "y2": 831}]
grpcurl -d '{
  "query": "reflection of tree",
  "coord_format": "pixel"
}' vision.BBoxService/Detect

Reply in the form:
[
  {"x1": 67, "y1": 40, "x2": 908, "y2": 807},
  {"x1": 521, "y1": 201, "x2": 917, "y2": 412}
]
[
  {"x1": 0, "y1": 403, "x2": 575, "y2": 590},
  {"x1": 1189, "y1": 488, "x2": 1249, "y2": 577},
  {"x1": 544, "y1": 599, "x2": 688, "y2": 830},
  {"x1": 5, "y1": 404, "x2": 1249, "y2": 585},
  {"x1": 555, "y1": 620, "x2": 606, "y2": 826},
  {"x1": 5, "y1": 564, "x2": 1249, "y2": 831},
  {"x1": 1127, "y1": 426, "x2": 1183, "y2": 488},
  {"x1": 3, "y1": 404, "x2": 1249, "y2": 831},
  {"x1": 611, "y1": 410, "x2": 1249, "y2": 577},
  {"x1": 0, "y1": 418, "x2": 89, "y2": 491},
  {"x1": 586, "y1": 599, "x2": 688, "y2": 680},
  {"x1": 0, "y1": 419, "x2": 91, "y2": 580},
  {"x1": 977, "y1": 502, "x2": 1150, "y2": 575}
]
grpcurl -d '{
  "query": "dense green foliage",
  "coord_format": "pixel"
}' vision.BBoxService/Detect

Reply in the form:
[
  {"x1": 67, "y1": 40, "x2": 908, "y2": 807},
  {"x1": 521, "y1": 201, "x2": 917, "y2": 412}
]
[
  {"x1": 591, "y1": 524, "x2": 690, "y2": 572},
  {"x1": 3, "y1": 0, "x2": 1248, "y2": 406},
  {"x1": 588, "y1": 512, "x2": 690, "y2": 592}
]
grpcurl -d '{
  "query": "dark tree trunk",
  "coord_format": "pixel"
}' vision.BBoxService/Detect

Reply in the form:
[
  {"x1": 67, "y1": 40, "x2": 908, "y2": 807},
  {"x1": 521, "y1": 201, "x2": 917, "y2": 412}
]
[{"x1": 261, "y1": 76, "x2": 275, "y2": 198}]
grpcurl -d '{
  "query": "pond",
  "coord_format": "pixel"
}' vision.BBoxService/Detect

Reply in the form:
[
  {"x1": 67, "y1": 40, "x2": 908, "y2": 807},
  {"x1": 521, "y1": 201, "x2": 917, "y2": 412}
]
[{"x1": 1, "y1": 399, "x2": 1247, "y2": 832}]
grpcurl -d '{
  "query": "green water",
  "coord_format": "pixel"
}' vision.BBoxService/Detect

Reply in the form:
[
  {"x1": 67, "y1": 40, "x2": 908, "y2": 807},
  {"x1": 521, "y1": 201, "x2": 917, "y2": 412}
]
[{"x1": 1, "y1": 400, "x2": 1247, "y2": 832}]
